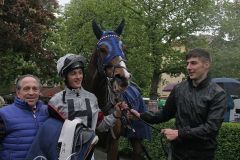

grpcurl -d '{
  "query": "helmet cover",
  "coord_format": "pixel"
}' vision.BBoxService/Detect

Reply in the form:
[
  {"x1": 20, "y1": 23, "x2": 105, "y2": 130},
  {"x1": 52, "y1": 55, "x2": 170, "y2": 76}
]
[{"x1": 57, "y1": 54, "x2": 86, "y2": 77}]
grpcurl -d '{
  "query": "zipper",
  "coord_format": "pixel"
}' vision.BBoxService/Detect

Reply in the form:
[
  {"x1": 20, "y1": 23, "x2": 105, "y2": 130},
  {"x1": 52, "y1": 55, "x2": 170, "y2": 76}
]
[
  {"x1": 32, "y1": 111, "x2": 38, "y2": 128},
  {"x1": 33, "y1": 113, "x2": 36, "y2": 119}
]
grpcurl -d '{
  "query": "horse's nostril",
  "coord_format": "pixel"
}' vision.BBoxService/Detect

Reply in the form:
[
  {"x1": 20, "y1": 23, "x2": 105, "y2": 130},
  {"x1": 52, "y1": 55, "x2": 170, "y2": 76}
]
[
  {"x1": 114, "y1": 76, "x2": 129, "y2": 87},
  {"x1": 114, "y1": 73, "x2": 131, "y2": 80},
  {"x1": 115, "y1": 74, "x2": 121, "y2": 79},
  {"x1": 129, "y1": 74, "x2": 132, "y2": 79}
]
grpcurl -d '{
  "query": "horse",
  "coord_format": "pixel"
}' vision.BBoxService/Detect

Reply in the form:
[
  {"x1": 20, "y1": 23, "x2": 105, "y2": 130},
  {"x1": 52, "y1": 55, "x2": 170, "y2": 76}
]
[{"x1": 84, "y1": 19, "x2": 151, "y2": 160}]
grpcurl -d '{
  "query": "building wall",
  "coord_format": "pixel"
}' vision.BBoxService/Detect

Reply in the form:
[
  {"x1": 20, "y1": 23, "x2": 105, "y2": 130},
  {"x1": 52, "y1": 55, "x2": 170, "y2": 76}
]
[
  {"x1": 158, "y1": 45, "x2": 186, "y2": 98},
  {"x1": 158, "y1": 73, "x2": 185, "y2": 98}
]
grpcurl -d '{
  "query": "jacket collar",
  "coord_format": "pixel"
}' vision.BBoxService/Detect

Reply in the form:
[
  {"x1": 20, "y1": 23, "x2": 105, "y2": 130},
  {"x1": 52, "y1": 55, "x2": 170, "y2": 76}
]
[
  {"x1": 14, "y1": 97, "x2": 42, "y2": 111},
  {"x1": 64, "y1": 87, "x2": 84, "y2": 96},
  {"x1": 187, "y1": 75, "x2": 211, "y2": 89}
]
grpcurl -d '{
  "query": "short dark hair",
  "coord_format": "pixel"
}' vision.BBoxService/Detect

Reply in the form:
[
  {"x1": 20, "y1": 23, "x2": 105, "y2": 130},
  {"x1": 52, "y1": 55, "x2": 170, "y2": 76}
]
[
  {"x1": 186, "y1": 48, "x2": 212, "y2": 63},
  {"x1": 16, "y1": 74, "x2": 41, "y2": 90}
]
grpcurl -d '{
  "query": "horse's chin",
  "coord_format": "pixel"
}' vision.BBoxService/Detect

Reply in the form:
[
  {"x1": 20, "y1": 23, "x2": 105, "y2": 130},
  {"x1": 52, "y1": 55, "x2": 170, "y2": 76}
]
[{"x1": 112, "y1": 80, "x2": 129, "y2": 93}]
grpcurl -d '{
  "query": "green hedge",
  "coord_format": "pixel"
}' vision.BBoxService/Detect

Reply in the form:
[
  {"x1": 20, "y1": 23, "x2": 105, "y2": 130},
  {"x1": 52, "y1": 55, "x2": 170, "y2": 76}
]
[
  {"x1": 216, "y1": 123, "x2": 240, "y2": 160},
  {"x1": 119, "y1": 120, "x2": 240, "y2": 160}
]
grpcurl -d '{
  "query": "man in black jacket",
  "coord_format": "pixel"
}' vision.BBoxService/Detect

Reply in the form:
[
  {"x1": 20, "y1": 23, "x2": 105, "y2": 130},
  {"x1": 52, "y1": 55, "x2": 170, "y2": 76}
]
[{"x1": 130, "y1": 48, "x2": 227, "y2": 160}]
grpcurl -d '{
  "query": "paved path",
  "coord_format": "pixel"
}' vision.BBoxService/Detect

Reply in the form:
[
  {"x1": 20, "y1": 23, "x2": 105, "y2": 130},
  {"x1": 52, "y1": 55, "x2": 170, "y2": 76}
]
[
  {"x1": 94, "y1": 147, "x2": 131, "y2": 160},
  {"x1": 94, "y1": 148, "x2": 107, "y2": 160}
]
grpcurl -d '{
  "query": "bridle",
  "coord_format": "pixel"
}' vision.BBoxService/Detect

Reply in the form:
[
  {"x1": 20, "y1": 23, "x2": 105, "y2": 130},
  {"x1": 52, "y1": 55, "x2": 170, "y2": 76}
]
[
  {"x1": 88, "y1": 38, "x2": 129, "y2": 114},
  {"x1": 94, "y1": 32, "x2": 136, "y2": 136},
  {"x1": 96, "y1": 34, "x2": 168, "y2": 157}
]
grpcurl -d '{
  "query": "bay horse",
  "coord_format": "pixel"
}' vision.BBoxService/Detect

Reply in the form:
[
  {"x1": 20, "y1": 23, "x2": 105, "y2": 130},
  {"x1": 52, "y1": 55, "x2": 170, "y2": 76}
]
[{"x1": 84, "y1": 20, "x2": 151, "y2": 160}]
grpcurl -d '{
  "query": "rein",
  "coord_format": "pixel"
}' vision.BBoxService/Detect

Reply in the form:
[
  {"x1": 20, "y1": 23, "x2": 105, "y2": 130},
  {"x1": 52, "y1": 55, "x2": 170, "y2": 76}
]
[
  {"x1": 128, "y1": 108, "x2": 169, "y2": 158},
  {"x1": 105, "y1": 78, "x2": 136, "y2": 134},
  {"x1": 106, "y1": 78, "x2": 120, "y2": 107}
]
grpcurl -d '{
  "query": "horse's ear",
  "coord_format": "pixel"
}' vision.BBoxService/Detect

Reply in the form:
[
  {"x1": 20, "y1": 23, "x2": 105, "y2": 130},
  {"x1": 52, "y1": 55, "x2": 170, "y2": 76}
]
[
  {"x1": 92, "y1": 19, "x2": 103, "y2": 40},
  {"x1": 115, "y1": 19, "x2": 125, "y2": 36}
]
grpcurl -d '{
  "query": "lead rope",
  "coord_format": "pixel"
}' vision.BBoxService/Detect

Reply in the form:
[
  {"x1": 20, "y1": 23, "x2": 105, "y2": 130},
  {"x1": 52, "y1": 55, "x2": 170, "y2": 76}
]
[
  {"x1": 127, "y1": 108, "x2": 168, "y2": 158},
  {"x1": 106, "y1": 78, "x2": 119, "y2": 139},
  {"x1": 106, "y1": 78, "x2": 136, "y2": 138}
]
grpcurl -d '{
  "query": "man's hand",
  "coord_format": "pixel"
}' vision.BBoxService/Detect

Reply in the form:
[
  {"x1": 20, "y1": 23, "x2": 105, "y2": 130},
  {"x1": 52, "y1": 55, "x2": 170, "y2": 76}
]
[
  {"x1": 113, "y1": 102, "x2": 128, "y2": 118},
  {"x1": 127, "y1": 109, "x2": 140, "y2": 120},
  {"x1": 161, "y1": 128, "x2": 178, "y2": 141}
]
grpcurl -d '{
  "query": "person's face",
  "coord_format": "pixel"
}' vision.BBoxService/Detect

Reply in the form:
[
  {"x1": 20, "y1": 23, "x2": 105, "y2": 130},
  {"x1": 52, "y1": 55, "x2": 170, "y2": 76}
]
[
  {"x1": 187, "y1": 57, "x2": 209, "y2": 81},
  {"x1": 66, "y1": 68, "x2": 83, "y2": 89},
  {"x1": 16, "y1": 77, "x2": 40, "y2": 107}
]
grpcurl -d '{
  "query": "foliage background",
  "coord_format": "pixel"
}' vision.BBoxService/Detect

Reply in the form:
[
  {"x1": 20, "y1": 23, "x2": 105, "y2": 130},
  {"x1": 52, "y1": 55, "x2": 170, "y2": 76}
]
[
  {"x1": 119, "y1": 121, "x2": 240, "y2": 160},
  {"x1": 56, "y1": 0, "x2": 219, "y2": 98},
  {"x1": 1, "y1": 0, "x2": 240, "y2": 98}
]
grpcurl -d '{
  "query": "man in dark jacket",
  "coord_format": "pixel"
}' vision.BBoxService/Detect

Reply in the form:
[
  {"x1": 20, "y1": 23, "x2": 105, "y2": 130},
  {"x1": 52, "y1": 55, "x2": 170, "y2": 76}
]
[{"x1": 130, "y1": 48, "x2": 227, "y2": 160}]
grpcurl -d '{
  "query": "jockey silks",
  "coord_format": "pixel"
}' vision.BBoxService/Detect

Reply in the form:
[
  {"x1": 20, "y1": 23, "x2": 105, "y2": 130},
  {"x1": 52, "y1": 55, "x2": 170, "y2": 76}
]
[
  {"x1": 49, "y1": 87, "x2": 118, "y2": 132},
  {"x1": 49, "y1": 87, "x2": 99, "y2": 130}
]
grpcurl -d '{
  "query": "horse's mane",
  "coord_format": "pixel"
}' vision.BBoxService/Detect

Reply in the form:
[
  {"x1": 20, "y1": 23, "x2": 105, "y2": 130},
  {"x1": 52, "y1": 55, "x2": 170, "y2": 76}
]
[
  {"x1": 83, "y1": 49, "x2": 109, "y2": 112},
  {"x1": 84, "y1": 49, "x2": 98, "y2": 89}
]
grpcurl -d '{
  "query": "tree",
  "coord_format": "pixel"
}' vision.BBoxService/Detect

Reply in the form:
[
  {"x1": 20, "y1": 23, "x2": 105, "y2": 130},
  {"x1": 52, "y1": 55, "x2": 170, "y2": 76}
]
[
  {"x1": 122, "y1": 0, "x2": 216, "y2": 99},
  {"x1": 0, "y1": 0, "x2": 59, "y2": 93},
  {"x1": 184, "y1": 1, "x2": 240, "y2": 80},
  {"x1": 210, "y1": 0, "x2": 240, "y2": 79},
  {"x1": 60, "y1": 0, "x2": 216, "y2": 98}
]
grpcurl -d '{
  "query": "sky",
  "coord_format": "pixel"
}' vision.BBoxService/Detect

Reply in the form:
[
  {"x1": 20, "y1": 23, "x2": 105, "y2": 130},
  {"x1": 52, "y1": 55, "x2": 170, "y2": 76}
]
[{"x1": 58, "y1": 0, "x2": 70, "y2": 6}]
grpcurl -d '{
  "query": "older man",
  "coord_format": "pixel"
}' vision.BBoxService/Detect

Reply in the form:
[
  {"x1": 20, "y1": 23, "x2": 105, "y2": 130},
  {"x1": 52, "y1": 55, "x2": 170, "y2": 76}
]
[{"x1": 0, "y1": 74, "x2": 48, "y2": 160}]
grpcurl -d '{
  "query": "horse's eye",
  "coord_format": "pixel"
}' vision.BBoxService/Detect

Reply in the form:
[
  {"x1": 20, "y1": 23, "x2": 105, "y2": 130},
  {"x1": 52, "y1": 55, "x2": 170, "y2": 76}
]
[
  {"x1": 99, "y1": 45, "x2": 108, "y2": 54},
  {"x1": 105, "y1": 64, "x2": 114, "y2": 69}
]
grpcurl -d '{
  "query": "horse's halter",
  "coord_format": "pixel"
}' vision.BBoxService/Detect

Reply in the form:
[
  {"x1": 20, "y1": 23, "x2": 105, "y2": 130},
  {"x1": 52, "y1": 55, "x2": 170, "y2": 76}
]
[{"x1": 92, "y1": 19, "x2": 131, "y2": 111}]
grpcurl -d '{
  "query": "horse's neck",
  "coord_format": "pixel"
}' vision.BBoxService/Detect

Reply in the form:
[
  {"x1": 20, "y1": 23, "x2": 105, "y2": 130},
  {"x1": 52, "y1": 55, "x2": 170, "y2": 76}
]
[
  {"x1": 84, "y1": 57, "x2": 109, "y2": 111},
  {"x1": 84, "y1": 51, "x2": 101, "y2": 91},
  {"x1": 85, "y1": 66, "x2": 106, "y2": 92},
  {"x1": 86, "y1": 68, "x2": 124, "y2": 115}
]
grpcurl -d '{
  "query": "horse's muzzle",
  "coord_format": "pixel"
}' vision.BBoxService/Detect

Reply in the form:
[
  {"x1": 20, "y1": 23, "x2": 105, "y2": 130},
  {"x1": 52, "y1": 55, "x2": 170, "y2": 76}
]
[{"x1": 111, "y1": 76, "x2": 130, "y2": 93}]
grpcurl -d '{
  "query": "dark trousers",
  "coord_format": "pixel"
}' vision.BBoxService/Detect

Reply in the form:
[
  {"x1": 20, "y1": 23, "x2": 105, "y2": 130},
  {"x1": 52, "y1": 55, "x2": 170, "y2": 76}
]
[{"x1": 168, "y1": 146, "x2": 215, "y2": 160}]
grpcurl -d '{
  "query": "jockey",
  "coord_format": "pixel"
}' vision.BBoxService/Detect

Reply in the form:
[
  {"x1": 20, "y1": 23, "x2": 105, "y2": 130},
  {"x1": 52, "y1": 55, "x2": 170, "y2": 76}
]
[
  {"x1": 26, "y1": 54, "x2": 127, "y2": 160},
  {"x1": 51, "y1": 54, "x2": 126, "y2": 132}
]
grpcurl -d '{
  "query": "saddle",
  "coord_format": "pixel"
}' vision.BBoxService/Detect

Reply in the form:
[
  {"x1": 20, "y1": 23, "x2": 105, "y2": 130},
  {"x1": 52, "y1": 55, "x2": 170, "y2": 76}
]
[
  {"x1": 58, "y1": 119, "x2": 99, "y2": 160},
  {"x1": 26, "y1": 104, "x2": 99, "y2": 160}
]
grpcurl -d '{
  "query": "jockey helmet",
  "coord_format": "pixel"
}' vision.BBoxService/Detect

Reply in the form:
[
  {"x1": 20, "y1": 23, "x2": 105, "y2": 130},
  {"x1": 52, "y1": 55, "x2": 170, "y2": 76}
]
[{"x1": 57, "y1": 54, "x2": 86, "y2": 77}]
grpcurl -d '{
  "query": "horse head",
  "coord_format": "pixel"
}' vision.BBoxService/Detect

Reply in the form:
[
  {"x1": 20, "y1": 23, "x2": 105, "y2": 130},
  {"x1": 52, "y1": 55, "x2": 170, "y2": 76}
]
[
  {"x1": 87, "y1": 20, "x2": 131, "y2": 114},
  {"x1": 92, "y1": 19, "x2": 131, "y2": 93}
]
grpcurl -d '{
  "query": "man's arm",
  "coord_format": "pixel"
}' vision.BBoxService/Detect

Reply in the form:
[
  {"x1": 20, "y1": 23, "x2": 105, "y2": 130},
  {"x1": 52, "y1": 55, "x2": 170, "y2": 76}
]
[
  {"x1": 130, "y1": 89, "x2": 177, "y2": 124},
  {"x1": 96, "y1": 102, "x2": 127, "y2": 132}
]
